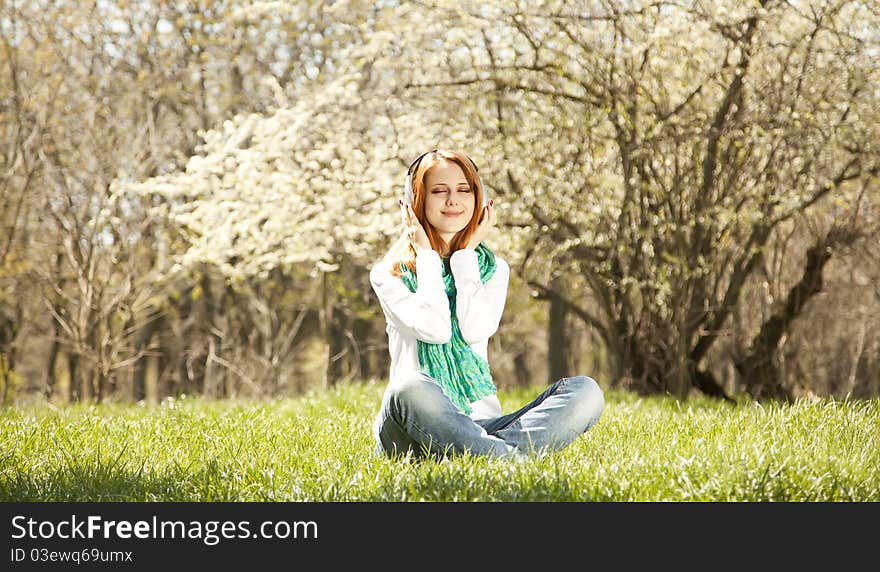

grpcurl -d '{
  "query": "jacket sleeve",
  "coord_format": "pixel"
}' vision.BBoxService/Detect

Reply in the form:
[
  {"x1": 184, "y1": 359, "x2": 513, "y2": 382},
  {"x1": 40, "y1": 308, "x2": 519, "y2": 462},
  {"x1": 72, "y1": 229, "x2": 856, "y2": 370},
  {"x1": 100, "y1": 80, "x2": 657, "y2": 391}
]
[
  {"x1": 369, "y1": 249, "x2": 452, "y2": 344},
  {"x1": 449, "y1": 249, "x2": 510, "y2": 344}
]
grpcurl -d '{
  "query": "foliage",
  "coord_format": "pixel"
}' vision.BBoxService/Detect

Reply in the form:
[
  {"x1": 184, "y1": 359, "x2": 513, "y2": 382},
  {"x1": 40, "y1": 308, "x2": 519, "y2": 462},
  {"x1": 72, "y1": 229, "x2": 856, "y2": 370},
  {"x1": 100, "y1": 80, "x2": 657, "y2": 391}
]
[
  {"x1": 1, "y1": 0, "x2": 878, "y2": 402},
  {"x1": 121, "y1": 0, "x2": 880, "y2": 399}
]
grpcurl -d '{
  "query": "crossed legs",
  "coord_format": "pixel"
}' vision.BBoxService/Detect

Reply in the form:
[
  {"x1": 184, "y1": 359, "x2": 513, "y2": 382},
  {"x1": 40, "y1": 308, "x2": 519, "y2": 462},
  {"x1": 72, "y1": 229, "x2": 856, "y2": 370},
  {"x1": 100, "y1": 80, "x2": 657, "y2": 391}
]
[{"x1": 373, "y1": 371, "x2": 604, "y2": 459}]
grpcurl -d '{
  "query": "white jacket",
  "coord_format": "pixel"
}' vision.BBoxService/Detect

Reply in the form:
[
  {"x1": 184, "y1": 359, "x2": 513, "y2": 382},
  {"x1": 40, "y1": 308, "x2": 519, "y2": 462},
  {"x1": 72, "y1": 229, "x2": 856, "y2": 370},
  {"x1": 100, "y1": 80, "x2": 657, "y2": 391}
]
[{"x1": 369, "y1": 247, "x2": 510, "y2": 419}]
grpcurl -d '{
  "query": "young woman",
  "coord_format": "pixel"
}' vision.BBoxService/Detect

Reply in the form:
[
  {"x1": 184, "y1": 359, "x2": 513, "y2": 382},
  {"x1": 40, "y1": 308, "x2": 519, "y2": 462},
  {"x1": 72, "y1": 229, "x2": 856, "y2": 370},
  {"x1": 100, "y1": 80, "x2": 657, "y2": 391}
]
[{"x1": 369, "y1": 149, "x2": 604, "y2": 459}]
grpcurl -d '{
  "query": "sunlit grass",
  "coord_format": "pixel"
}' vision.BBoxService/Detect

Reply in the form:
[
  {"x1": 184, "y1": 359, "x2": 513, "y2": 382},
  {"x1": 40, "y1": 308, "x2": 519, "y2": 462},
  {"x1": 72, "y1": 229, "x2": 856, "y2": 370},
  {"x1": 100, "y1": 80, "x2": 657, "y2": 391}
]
[{"x1": 1, "y1": 381, "x2": 877, "y2": 501}]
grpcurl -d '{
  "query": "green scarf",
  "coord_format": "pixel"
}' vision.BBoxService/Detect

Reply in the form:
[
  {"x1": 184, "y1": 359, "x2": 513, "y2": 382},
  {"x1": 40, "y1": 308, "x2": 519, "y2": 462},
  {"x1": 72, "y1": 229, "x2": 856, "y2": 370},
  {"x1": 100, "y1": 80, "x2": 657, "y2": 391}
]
[{"x1": 398, "y1": 242, "x2": 498, "y2": 414}]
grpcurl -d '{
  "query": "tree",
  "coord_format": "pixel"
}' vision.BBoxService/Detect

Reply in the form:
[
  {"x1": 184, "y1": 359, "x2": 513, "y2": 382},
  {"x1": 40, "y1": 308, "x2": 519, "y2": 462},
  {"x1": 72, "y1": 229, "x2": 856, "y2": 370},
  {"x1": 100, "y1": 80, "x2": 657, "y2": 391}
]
[
  {"x1": 381, "y1": 0, "x2": 880, "y2": 400},
  {"x1": 113, "y1": 0, "x2": 880, "y2": 401}
]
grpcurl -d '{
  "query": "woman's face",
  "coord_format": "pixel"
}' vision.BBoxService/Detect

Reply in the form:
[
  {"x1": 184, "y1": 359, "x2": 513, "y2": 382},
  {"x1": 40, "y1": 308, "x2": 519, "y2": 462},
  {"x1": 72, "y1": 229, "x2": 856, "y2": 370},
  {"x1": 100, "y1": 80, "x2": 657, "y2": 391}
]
[{"x1": 422, "y1": 159, "x2": 475, "y2": 244}]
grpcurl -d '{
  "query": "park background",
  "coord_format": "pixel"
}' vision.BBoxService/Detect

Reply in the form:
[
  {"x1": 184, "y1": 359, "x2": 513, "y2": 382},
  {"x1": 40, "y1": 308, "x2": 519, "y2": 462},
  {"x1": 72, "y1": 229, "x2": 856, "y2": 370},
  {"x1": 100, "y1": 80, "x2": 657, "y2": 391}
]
[{"x1": 1, "y1": 0, "x2": 878, "y2": 408}]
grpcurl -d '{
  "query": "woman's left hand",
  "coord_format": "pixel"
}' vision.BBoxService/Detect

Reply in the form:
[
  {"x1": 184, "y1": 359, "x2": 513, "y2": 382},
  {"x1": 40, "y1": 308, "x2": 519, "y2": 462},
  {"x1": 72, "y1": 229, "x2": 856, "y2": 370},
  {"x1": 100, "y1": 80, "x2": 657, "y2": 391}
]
[{"x1": 466, "y1": 199, "x2": 495, "y2": 249}]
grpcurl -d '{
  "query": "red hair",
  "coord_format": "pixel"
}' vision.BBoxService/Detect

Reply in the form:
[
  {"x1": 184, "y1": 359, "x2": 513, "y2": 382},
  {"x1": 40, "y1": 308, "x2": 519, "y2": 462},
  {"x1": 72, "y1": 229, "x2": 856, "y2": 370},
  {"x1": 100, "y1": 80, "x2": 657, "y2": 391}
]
[{"x1": 391, "y1": 149, "x2": 485, "y2": 278}]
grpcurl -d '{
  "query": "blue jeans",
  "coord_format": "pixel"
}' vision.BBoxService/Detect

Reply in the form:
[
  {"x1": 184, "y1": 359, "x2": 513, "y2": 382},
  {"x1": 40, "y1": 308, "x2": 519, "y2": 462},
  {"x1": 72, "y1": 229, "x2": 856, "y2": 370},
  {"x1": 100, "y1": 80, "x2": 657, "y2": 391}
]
[{"x1": 373, "y1": 371, "x2": 604, "y2": 459}]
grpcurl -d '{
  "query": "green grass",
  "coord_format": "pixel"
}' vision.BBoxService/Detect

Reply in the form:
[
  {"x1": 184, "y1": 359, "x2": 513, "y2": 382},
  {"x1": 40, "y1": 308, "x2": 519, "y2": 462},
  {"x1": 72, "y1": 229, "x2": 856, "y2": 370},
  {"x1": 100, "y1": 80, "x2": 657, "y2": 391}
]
[{"x1": 1, "y1": 381, "x2": 877, "y2": 501}]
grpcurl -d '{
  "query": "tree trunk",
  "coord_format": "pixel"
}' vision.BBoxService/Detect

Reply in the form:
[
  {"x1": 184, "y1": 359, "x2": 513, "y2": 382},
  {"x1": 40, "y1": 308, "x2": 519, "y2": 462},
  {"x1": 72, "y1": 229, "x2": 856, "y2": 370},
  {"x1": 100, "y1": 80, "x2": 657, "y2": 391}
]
[
  {"x1": 174, "y1": 284, "x2": 195, "y2": 397},
  {"x1": 352, "y1": 317, "x2": 370, "y2": 382},
  {"x1": 68, "y1": 352, "x2": 81, "y2": 402},
  {"x1": 547, "y1": 292, "x2": 571, "y2": 384},
  {"x1": 735, "y1": 228, "x2": 856, "y2": 401},
  {"x1": 0, "y1": 310, "x2": 18, "y2": 403},
  {"x1": 513, "y1": 350, "x2": 530, "y2": 388},
  {"x1": 326, "y1": 304, "x2": 348, "y2": 386},
  {"x1": 200, "y1": 273, "x2": 229, "y2": 398},
  {"x1": 198, "y1": 273, "x2": 214, "y2": 396},
  {"x1": 0, "y1": 355, "x2": 9, "y2": 404},
  {"x1": 132, "y1": 306, "x2": 162, "y2": 401},
  {"x1": 44, "y1": 334, "x2": 60, "y2": 398},
  {"x1": 321, "y1": 269, "x2": 350, "y2": 388},
  {"x1": 320, "y1": 270, "x2": 330, "y2": 389},
  {"x1": 87, "y1": 320, "x2": 102, "y2": 401}
]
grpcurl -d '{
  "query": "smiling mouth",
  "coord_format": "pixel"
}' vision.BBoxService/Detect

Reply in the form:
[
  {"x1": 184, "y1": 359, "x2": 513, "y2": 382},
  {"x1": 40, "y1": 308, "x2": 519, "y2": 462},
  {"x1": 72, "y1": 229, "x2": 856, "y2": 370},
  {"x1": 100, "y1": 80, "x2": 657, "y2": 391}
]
[{"x1": 442, "y1": 211, "x2": 464, "y2": 217}]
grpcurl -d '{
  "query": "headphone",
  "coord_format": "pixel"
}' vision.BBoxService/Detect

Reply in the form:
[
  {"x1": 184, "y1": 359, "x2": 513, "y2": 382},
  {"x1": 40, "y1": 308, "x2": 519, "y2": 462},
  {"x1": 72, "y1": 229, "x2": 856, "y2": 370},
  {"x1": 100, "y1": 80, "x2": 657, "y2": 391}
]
[{"x1": 403, "y1": 149, "x2": 488, "y2": 208}]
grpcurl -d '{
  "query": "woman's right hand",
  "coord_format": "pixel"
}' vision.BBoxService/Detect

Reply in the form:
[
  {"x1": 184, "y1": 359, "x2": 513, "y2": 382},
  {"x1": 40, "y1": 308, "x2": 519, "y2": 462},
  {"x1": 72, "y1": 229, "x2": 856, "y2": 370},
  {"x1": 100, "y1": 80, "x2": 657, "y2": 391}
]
[{"x1": 400, "y1": 200, "x2": 431, "y2": 252}]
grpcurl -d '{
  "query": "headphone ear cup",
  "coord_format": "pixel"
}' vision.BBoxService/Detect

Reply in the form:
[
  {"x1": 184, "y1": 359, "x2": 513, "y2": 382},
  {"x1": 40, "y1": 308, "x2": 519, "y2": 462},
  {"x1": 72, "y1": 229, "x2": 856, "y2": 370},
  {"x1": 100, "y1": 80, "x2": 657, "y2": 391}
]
[{"x1": 404, "y1": 174, "x2": 413, "y2": 205}]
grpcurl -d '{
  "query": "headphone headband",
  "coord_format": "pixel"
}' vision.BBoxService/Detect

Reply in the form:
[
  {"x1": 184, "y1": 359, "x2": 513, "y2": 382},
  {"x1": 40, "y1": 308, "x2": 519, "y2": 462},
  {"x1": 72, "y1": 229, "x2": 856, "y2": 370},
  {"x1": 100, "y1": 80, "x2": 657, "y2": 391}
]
[{"x1": 403, "y1": 149, "x2": 487, "y2": 207}]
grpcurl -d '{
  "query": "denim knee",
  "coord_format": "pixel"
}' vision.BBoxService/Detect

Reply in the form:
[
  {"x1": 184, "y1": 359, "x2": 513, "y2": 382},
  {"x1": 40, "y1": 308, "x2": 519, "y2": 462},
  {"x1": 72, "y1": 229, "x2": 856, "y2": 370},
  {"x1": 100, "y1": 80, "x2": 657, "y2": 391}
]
[
  {"x1": 387, "y1": 372, "x2": 445, "y2": 421},
  {"x1": 566, "y1": 375, "x2": 605, "y2": 432}
]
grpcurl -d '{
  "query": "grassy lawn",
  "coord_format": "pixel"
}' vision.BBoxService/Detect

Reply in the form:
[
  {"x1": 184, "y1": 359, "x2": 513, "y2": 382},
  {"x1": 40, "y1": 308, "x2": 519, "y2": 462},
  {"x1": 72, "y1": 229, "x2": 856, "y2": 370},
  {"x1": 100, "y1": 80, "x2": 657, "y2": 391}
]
[{"x1": 1, "y1": 381, "x2": 877, "y2": 501}]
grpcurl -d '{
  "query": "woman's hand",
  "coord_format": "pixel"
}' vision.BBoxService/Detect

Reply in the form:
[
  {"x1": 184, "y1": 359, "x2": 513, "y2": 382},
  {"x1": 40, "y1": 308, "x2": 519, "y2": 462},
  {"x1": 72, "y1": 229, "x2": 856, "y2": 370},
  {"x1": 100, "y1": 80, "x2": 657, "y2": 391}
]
[
  {"x1": 400, "y1": 200, "x2": 432, "y2": 252},
  {"x1": 466, "y1": 199, "x2": 495, "y2": 249}
]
